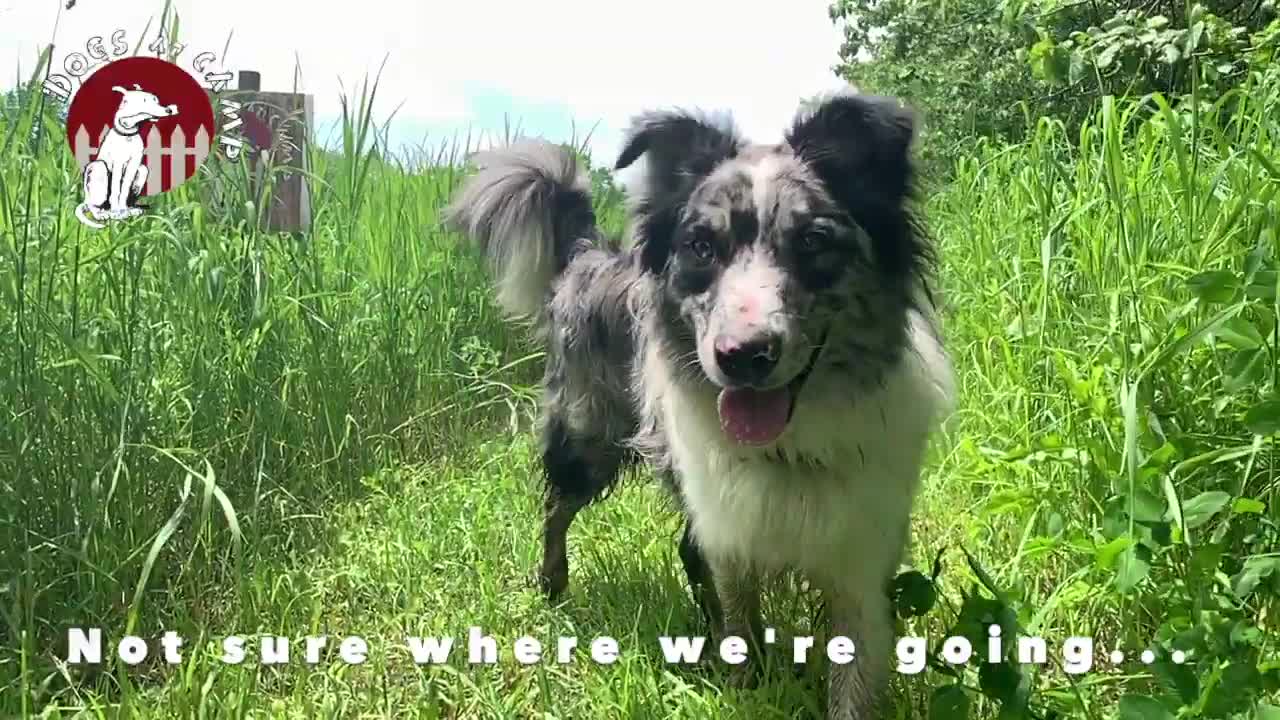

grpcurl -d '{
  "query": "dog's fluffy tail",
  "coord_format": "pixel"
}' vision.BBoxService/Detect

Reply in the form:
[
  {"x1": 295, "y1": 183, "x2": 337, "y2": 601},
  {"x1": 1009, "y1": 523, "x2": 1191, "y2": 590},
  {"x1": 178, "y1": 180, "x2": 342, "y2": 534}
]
[{"x1": 443, "y1": 139, "x2": 599, "y2": 321}]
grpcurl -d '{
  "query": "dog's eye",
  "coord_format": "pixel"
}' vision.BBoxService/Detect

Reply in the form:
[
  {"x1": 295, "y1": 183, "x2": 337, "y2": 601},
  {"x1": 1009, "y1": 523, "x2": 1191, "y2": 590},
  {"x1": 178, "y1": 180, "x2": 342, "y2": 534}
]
[
  {"x1": 686, "y1": 229, "x2": 715, "y2": 263},
  {"x1": 798, "y1": 226, "x2": 831, "y2": 253}
]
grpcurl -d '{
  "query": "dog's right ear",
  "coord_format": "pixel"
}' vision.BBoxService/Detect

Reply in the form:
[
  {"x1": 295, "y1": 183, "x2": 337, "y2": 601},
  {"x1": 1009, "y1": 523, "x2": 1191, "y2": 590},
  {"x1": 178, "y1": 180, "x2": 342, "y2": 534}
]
[
  {"x1": 614, "y1": 110, "x2": 740, "y2": 273},
  {"x1": 112, "y1": 86, "x2": 127, "y2": 94},
  {"x1": 614, "y1": 110, "x2": 740, "y2": 175}
]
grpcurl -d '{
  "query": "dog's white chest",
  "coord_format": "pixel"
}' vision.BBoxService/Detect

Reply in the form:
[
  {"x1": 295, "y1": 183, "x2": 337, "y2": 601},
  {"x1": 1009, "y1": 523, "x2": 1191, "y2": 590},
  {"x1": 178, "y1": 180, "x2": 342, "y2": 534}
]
[
  {"x1": 667, "y1": 392, "x2": 917, "y2": 584},
  {"x1": 653, "y1": 316, "x2": 952, "y2": 587}
]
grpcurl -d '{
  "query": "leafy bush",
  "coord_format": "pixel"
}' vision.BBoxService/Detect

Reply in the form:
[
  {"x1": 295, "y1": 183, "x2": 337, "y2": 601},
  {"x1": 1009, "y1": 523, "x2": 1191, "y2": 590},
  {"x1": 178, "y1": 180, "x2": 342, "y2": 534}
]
[
  {"x1": 887, "y1": 50, "x2": 1279, "y2": 719},
  {"x1": 832, "y1": 0, "x2": 1279, "y2": 176}
]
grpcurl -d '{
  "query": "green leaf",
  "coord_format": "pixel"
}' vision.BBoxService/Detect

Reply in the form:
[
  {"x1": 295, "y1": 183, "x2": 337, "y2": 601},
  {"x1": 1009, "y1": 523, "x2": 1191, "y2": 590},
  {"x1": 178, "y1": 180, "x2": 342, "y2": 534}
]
[
  {"x1": 891, "y1": 570, "x2": 937, "y2": 618},
  {"x1": 1256, "y1": 703, "x2": 1280, "y2": 720},
  {"x1": 1190, "y1": 543, "x2": 1226, "y2": 577},
  {"x1": 1115, "y1": 544, "x2": 1151, "y2": 593},
  {"x1": 1141, "y1": 302, "x2": 1243, "y2": 377},
  {"x1": 1243, "y1": 241, "x2": 1269, "y2": 283},
  {"x1": 1246, "y1": 270, "x2": 1277, "y2": 300},
  {"x1": 1215, "y1": 316, "x2": 1265, "y2": 349},
  {"x1": 1029, "y1": 37, "x2": 1059, "y2": 81},
  {"x1": 1117, "y1": 695, "x2": 1173, "y2": 720},
  {"x1": 948, "y1": 590, "x2": 1017, "y2": 650},
  {"x1": 928, "y1": 684, "x2": 970, "y2": 720},
  {"x1": 1187, "y1": 20, "x2": 1206, "y2": 53},
  {"x1": 1148, "y1": 521, "x2": 1172, "y2": 546},
  {"x1": 1097, "y1": 42, "x2": 1121, "y2": 70},
  {"x1": 1153, "y1": 655, "x2": 1199, "y2": 705},
  {"x1": 1127, "y1": 487, "x2": 1166, "y2": 522},
  {"x1": 1162, "y1": 474, "x2": 1187, "y2": 541},
  {"x1": 1201, "y1": 662, "x2": 1262, "y2": 716},
  {"x1": 1068, "y1": 50, "x2": 1086, "y2": 84},
  {"x1": 1244, "y1": 399, "x2": 1280, "y2": 435},
  {"x1": 1232, "y1": 497, "x2": 1265, "y2": 514},
  {"x1": 1225, "y1": 348, "x2": 1267, "y2": 392},
  {"x1": 1231, "y1": 556, "x2": 1280, "y2": 598},
  {"x1": 1186, "y1": 270, "x2": 1238, "y2": 304},
  {"x1": 1180, "y1": 491, "x2": 1232, "y2": 529},
  {"x1": 1096, "y1": 535, "x2": 1132, "y2": 567},
  {"x1": 979, "y1": 661, "x2": 1021, "y2": 702},
  {"x1": 1046, "y1": 46, "x2": 1071, "y2": 85}
]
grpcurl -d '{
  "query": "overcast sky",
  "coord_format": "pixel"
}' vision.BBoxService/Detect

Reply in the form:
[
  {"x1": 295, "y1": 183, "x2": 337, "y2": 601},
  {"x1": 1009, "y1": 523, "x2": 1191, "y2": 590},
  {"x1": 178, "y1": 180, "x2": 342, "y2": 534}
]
[{"x1": 0, "y1": 0, "x2": 850, "y2": 168}]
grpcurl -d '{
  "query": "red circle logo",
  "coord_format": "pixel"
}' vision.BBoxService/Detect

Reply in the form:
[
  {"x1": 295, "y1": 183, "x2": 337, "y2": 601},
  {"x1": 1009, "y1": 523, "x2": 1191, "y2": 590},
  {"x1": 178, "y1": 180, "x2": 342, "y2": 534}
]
[{"x1": 66, "y1": 56, "x2": 215, "y2": 197}]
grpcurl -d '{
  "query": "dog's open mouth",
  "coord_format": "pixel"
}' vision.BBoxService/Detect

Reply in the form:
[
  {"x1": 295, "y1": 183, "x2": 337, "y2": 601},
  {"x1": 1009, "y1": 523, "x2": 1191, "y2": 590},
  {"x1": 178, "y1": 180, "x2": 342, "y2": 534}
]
[{"x1": 716, "y1": 329, "x2": 829, "y2": 446}]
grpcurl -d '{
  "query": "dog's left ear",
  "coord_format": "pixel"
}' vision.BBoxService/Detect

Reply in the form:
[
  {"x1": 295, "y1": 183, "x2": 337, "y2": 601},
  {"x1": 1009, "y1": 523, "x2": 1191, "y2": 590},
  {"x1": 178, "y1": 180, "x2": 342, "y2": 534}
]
[
  {"x1": 786, "y1": 92, "x2": 916, "y2": 208},
  {"x1": 112, "y1": 86, "x2": 127, "y2": 94},
  {"x1": 786, "y1": 93, "x2": 921, "y2": 275}
]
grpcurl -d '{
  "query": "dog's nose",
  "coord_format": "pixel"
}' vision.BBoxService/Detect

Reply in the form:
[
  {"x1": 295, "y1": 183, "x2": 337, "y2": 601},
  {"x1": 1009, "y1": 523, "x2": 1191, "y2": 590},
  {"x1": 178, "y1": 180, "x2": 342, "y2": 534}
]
[
  {"x1": 165, "y1": 104, "x2": 178, "y2": 115},
  {"x1": 714, "y1": 333, "x2": 781, "y2": 386}
]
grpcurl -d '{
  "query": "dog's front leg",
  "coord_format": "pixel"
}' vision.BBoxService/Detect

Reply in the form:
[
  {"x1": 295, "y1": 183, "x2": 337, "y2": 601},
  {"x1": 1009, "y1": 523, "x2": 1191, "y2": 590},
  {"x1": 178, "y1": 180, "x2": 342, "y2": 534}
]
[
  {"x1": 825, "y1": 585, "x2": 893, "y2": 720},
  {"x1": 678, "y1": 521, "x2": 723, "y2": 631},
  {"x1": 706, "y1": 553, "x2": 763, "y2": 688}
]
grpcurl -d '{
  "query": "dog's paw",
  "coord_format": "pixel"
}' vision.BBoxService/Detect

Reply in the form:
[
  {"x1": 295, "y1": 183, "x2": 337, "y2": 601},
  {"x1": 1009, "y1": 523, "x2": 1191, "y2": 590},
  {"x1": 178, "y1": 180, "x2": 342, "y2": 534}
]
[{"x1": 537, "y1": 566, "x2": 568, "y2": 603}]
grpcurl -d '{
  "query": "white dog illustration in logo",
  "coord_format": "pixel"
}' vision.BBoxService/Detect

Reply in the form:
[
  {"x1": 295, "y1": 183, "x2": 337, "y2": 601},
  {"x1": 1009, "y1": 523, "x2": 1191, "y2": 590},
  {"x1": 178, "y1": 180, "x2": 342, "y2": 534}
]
[{"x1": 75, "y1": 84, "x2": 178, "y2": 229}]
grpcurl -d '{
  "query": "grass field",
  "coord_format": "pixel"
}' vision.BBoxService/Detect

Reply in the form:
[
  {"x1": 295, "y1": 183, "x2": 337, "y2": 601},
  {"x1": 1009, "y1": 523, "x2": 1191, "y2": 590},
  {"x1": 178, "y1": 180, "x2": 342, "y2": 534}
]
[{"x1": 3, "y1": 35, "x2": 1280, "y2": 720}]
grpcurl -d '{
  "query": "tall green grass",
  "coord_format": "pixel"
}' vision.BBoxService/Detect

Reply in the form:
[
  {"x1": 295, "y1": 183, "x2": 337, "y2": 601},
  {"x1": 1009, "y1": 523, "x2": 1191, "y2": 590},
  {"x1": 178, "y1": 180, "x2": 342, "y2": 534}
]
[
  {"x1": 909, "y1": 68, "x2": 1280, "y2": 716},
  {"x1": 0, "y1": 64, "x2": 623, "y2": 712}
]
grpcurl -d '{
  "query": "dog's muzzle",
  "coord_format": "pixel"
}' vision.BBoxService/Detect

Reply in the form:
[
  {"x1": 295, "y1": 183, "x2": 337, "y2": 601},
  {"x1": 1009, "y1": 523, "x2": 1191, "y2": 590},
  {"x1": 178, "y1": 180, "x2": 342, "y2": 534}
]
[{"x1": 714, "y1": 326, "x2": 830, "y2": 447}]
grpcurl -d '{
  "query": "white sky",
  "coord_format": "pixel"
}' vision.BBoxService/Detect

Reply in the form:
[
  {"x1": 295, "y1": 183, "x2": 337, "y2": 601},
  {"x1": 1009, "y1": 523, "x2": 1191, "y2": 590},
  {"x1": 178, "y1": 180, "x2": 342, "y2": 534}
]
[{"x1": 0, "y1": 0, "x2": 850, "y2": 167}]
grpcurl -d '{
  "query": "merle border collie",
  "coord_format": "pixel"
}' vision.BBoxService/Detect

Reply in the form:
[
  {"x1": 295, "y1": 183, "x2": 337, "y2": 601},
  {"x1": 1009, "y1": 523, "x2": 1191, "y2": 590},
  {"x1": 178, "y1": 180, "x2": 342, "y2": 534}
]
[{"x1": 443, "y1": 88, "x2": 954, "y2": 719}]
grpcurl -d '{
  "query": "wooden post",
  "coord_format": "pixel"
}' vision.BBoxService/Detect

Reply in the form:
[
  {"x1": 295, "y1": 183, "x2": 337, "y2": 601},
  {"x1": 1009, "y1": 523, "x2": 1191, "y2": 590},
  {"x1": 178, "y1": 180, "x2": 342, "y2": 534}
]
[{"x1": 210, "y1": 70, "x2": 313, "y2": 233}]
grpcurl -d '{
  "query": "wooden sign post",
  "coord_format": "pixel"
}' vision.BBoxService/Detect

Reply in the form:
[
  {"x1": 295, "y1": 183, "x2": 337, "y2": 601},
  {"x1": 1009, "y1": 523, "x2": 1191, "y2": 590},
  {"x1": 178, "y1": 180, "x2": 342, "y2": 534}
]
[{"x1": 213, "y1": 71, "x2": 313, "y2": 233}]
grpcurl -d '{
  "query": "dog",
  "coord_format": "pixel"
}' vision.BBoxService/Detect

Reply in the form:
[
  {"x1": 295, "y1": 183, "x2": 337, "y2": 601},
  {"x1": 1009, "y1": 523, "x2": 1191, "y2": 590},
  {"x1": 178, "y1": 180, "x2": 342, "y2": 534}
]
[
  {"x1": 75, "y1": 84, "x2": 179, "y2": 229},
  {"x1": 443, "y1": 89, "x2": 954, "y2": 719}
]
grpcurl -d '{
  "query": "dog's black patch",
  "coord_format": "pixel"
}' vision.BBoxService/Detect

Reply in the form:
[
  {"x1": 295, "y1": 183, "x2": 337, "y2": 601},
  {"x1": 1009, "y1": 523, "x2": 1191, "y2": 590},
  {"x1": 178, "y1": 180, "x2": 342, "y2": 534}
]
[
  {"x1": 785, "y1": 94, "x2": 930, "y2": 284},
  {"x1": 541, "y1": 416, "x2": 605, "y2": 501},
  {"x1": 729, "y1": 208, "x2": 759, "y2": 249},
  {"x1": 786, "y1": 219, "x2": 865, "y2": 293}
]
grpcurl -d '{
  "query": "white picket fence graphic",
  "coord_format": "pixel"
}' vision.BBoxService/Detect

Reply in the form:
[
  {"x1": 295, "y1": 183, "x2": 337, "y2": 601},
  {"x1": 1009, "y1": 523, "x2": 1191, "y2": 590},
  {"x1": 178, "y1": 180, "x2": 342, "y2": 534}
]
[{"x1": 73, "y1": 125, "x2": 211, "y2": 195}]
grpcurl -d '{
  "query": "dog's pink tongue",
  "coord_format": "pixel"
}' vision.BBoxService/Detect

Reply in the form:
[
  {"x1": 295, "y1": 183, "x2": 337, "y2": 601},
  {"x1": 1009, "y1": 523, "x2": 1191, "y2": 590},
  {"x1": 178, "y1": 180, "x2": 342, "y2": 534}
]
[{"x1": 717, "y1": 387, "x2": 791, "y2": 446}]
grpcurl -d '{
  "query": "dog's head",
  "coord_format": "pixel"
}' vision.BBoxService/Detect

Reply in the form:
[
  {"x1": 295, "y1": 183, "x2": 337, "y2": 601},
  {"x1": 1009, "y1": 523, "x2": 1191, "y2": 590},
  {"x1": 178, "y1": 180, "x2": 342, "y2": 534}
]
[
  {"x1": 616, "y1": 90, "x2": 929, "y2": 447},
  {"x1": 111, "y1": 85, "x2": 179, "y2": 132}
]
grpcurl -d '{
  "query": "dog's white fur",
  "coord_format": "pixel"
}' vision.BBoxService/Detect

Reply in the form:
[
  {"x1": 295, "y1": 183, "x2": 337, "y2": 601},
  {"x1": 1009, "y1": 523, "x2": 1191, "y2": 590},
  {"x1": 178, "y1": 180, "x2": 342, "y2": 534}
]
[
  {"x1": 76, "y1": 84, "x2": 178, "y2": 229},
  {"x1": 649, "y1": 311, "x2": 950, "y2": 720},
  {"x1": 655, "y1": 308, "x2": 952, "y2": 580}
]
